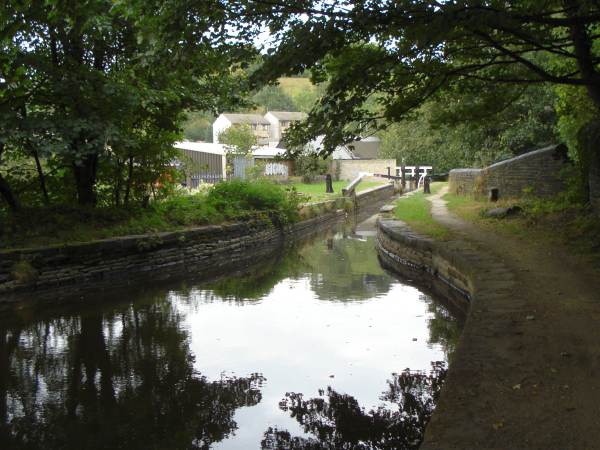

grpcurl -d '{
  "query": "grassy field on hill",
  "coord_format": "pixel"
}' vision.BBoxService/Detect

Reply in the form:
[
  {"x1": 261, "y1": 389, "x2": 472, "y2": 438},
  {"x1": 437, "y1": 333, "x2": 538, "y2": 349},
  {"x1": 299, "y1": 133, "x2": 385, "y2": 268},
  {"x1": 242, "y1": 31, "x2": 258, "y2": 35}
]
[{"x1": 278, "y1": 77, "x2": 315, "y2": 98}]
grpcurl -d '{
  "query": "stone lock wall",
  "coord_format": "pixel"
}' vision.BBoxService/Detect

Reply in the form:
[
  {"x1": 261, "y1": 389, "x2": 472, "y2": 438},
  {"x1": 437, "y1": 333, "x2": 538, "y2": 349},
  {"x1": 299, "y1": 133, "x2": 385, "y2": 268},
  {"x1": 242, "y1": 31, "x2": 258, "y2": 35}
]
[
  {"x1": 449, "y1": 144, "x2": 570, "y2": 199},
  {"x1": 0, "y1": 184, "x2": 396, "y2": 302},
  {"x1": 355, "y1": 183, "x2": 396, "y2": 209},
  {"x1": 332, "y1": 159, "x2": 397, "y2": 181},
  {"x1": 0, "y1": 214, "x2": 342, "y2": 302}
]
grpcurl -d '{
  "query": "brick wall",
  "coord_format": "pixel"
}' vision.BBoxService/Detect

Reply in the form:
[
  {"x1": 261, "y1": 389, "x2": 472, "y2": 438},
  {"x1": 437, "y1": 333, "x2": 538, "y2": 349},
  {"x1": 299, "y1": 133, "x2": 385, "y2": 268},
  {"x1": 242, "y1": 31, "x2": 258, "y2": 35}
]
[{"x1": 448, "y1": 144, "x2": 570, "y2": 199}]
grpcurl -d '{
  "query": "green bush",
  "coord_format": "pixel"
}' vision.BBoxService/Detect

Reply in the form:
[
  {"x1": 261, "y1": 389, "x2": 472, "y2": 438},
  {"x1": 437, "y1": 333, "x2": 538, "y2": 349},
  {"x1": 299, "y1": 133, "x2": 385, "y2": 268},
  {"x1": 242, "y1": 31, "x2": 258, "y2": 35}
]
[
  {"x1": 207, "y1": 179, "x2": 302, "y2": 225},
  {"x1": 1, "y1": 180, "x2": 305, "y2": 249},
  {"x1": 294, "y1": 155, "x2": 330, "y2": 183}
]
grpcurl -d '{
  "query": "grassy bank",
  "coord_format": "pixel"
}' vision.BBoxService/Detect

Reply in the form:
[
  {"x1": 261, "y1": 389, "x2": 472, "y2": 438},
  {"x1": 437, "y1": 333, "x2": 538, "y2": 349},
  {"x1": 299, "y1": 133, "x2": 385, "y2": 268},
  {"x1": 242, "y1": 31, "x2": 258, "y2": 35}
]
[
  {"x1": 443, "y1": 190, "x2": 600, "y2": 262},
  {"x1": 1, "y1": 180, "x2": 303, "y2": 250},
  {"x1": 394, "y1": 182, "x2": 449, "y2": 239}
]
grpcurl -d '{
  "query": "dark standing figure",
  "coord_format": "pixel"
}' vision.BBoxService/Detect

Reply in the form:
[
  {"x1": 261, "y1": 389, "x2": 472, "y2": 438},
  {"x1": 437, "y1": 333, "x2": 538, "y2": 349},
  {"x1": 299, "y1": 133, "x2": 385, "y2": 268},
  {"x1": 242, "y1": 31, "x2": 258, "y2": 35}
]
[
  {"x1": 325, "y1": 174, "x2": 334, "y2": 193},
  {"x1": 423, "y1": 176, "x2": 431, "y2": 194}
]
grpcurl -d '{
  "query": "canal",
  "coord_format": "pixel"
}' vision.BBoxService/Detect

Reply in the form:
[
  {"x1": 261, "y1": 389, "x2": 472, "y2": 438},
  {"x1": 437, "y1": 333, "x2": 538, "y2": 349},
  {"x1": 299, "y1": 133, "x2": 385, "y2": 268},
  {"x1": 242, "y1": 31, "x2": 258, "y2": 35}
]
[{"x1": 0, "y1": 215, "x2": 463, "y2": 449}]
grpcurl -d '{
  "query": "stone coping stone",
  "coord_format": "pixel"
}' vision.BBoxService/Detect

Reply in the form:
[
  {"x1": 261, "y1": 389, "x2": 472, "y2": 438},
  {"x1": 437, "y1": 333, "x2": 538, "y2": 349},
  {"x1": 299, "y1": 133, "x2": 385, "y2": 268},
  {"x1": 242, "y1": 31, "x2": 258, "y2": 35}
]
[{"x1": 379, "y1": 204, "x2": 395, "y2": 213}]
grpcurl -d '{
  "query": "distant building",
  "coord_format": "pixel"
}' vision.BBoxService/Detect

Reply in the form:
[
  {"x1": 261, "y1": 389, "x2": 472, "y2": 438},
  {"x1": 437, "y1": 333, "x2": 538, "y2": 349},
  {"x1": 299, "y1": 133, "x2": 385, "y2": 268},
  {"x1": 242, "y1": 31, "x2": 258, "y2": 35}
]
[
  {"x1": 212, "y1": 114, "x2": 271, "y2": 146},
  {"x1": 347, "y1": 136, "x2": 381, "y2": 159},
  {"x1": 264, "y1": 111, "x2": 308, "y2": 144},
  {"x1": 305, "y1": 135, "x2": 382, "y2": 160},
  {"x1": 174, "y1": 141, "x2": 226, "y2": 187}
]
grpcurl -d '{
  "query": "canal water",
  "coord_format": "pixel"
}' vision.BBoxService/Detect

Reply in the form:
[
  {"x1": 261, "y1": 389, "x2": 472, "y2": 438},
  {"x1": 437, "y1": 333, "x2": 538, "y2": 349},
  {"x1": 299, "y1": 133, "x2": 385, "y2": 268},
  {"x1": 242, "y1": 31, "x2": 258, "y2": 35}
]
[{"x1": 0, "y1": 216, "x2": 462, "y2": 450}]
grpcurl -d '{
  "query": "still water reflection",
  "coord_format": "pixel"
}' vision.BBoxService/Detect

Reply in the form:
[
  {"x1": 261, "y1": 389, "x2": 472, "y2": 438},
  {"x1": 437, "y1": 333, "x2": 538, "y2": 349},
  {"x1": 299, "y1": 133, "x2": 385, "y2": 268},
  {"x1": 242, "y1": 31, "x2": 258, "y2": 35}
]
[{"x1": 0, "y1": 221, "x2": 462, "y2": 449}]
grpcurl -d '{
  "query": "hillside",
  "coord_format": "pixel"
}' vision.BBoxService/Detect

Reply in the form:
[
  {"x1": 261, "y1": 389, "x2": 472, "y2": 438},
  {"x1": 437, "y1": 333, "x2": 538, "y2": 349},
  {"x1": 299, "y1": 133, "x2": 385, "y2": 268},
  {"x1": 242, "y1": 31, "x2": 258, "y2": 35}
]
[{"x1": 183, "y1": 77, "x2": 322, "y2": 142}]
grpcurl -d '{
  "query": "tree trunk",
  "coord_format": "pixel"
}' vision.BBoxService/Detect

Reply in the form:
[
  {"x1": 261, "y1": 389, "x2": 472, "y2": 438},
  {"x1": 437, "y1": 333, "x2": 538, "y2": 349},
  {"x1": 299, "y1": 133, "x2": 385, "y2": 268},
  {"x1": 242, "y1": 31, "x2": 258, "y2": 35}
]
[
  {"x1": 589, "y1": 150, "x2": 600, "y2": 213},
  {"x1": 124, "y1": 155, "x2": 134, "y2": 206},
  {"x1": 0, "y1": 144, "x2": 19, "y2": 211},
  {"x1": 73, "y1": 153, "x2": 98, "y2": 206},
  {"x1": 566, "y1": 2, "x2": 600, "y2": 212},
  {"x1": 31, "y1": 147, "x2": 49, "y2": 205},
  {"x1": 113, "y1": 158, "x2": 124, "y2": 207}
]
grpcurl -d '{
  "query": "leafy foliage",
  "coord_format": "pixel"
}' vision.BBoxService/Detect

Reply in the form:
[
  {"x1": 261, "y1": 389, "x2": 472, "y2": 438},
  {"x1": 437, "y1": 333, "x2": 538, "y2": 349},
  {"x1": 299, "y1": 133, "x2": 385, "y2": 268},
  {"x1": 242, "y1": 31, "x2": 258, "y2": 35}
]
[
  {"x1": 252, "y1": 85, "x2": 297, "y2": 113},
  {"x1": 251, "y1": 1, "x2": 600, "y2": 166},
  {"x1": 219, "y1": 124, "x2": 258, "y2": 155},
  {"x1": 0, "y1": 0, "x2": 257, "y2": 209},
  {"x1": 1, "y1": 180, "x2": 303, "y2": 248},
  {"x1": 182, "y1": 111, "x2": 215, "y2": 142},
  {"x1": 294, "y1": 154, "x2": 330, "y2": 183},
  {"x1": 380, "y1": 85, "x2": 559, "y2": 172}
]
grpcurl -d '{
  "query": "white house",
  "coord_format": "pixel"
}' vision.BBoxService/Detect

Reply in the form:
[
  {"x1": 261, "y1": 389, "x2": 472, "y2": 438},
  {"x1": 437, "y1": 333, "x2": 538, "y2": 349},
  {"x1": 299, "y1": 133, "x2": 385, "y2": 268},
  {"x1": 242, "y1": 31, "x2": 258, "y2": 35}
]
[
  {"x1": 212, "y1": 113, "x2": 272, "y2": 146},
  {"x1": 264, "y1": 111, "x2": 308, "y2": 144}
]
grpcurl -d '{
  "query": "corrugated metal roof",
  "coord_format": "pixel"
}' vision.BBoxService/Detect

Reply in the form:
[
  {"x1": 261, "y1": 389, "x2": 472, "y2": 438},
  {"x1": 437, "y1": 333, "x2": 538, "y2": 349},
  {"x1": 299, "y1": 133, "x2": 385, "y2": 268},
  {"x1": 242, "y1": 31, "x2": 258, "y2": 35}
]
[
  {"x1": 220, "y1": 113, "x2": 271, "y2": 125},
  {"x1": 174, "y1": 141, "x2": 225, "y2": 155},
  {"x1": 252, "y1": 147, "x2": 287, "y2": 158},
  {"x1": 266, "y1": 111, "x2": 308, "y2": 121}
]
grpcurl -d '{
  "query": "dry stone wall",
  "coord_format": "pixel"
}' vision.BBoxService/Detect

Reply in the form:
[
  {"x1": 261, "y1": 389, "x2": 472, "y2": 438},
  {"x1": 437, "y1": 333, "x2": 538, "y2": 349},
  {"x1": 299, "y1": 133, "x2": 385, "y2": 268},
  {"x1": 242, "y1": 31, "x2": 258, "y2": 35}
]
[{"x1": 449, "y1": 144, "x2": 570, "y2": 199}]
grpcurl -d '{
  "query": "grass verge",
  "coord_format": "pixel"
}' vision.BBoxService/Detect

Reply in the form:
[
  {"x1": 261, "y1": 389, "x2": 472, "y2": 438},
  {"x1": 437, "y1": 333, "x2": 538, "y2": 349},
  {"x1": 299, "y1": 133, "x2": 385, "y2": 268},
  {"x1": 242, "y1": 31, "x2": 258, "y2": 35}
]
[
  {"x1": 394, "y1": 183, "x2": 450, "y2": 240},
  {"x1": 443, "y1": 190, "x2": 600, "y2": 263}
]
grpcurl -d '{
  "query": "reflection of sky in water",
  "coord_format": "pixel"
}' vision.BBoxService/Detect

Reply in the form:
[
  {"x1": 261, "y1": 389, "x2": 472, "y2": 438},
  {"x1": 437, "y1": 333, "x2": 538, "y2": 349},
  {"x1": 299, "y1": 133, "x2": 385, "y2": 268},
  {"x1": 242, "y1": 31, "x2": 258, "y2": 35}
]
[
  {"x1": 0, "y1": 227, "x2": 459, "y2": 450},
  {"x1": 171, "y1": 234, "x2": 447, "y2": 449}
]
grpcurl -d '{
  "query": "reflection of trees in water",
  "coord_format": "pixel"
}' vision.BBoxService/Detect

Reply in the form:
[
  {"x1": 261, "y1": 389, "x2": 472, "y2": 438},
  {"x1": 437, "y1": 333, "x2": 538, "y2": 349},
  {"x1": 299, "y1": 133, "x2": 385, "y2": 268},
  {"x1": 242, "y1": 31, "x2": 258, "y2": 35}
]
[
  {"x1": 422, "y1": 294, "x2": 464, "y2": 359},
  {"x1": 183, "y1": 233, "x2": 392, "y2": 303},
  {"x1": 0, "y1": 297, "x2": 264, "y2": 450},
  {"x1": 261, "y1": 362, "x2": 447, "y2": 450},
  {"x1": 199, "y1": 250, "x2": 308, "y2": 302},
  {"x1": 299, "y1": 236, "x2": 393, "y2": 302}
]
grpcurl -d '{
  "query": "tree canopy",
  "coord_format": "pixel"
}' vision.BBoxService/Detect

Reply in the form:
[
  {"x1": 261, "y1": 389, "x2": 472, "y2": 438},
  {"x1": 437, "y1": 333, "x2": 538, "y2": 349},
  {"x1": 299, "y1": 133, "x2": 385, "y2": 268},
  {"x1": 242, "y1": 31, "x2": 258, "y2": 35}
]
[
  {"x1": 251, "y1": 1, "x2": 600, "y2": 158},
  {"x1": 0, "y1": 0, "x2": 257, "y2": 208}
]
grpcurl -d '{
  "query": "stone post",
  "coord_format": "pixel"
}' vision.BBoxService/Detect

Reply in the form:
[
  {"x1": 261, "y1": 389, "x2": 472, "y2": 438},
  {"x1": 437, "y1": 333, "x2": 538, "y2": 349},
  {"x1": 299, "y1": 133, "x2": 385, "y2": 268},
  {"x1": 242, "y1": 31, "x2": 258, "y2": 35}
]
[
  {"x1": 424, "y1": 176, "x2": 431, "y2": 194},
  {"x1": 401, "y1": 165, "x2": 406, "y2": 190}
]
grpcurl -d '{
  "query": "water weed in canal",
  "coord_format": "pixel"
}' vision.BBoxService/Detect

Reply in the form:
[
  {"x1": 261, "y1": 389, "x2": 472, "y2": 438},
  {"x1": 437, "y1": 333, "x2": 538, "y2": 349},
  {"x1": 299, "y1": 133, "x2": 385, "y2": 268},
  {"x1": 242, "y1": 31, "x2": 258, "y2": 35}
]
[{"x1": 0, "y1": 220, "x2": 462, "y2": 449}]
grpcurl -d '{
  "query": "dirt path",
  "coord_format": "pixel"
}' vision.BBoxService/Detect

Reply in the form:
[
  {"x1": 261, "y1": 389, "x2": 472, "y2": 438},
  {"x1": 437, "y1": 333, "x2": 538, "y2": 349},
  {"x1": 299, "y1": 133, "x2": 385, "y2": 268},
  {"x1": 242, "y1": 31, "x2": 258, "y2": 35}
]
[{"x1": 422, "y1": 187, "x2": 600, "y2": 450}]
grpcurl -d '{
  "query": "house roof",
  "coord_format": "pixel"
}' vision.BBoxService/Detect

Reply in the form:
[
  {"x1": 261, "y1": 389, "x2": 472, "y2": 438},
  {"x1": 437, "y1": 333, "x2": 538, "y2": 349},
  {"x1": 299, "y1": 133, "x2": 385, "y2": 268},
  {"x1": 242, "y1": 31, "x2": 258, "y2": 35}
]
[
  {"x1": 305, "y1": 136, "x2": 358, "y2": 160},
  {"x1": 252, "y1": 147, "x2": 287, "y2": 158},
  {"x1": 266, "y1": 111, "x2": 308, "y2": 121},
  {"x1": 220, "y1": 113, "x2": 271, "y2": 125},
  {"x1": 347, "y1": 136, "x2": 381, "y2": 159},
  {"x1": 174, "y1": 141, "x2": 225, "y2": 155}
]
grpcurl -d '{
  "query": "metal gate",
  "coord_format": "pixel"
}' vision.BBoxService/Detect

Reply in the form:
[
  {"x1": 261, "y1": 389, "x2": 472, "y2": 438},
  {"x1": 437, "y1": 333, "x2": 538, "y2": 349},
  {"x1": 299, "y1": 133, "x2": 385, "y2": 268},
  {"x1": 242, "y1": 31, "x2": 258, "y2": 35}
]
[{"x1": 232, "y1": 156, "x2": 254, "y2": 179}]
